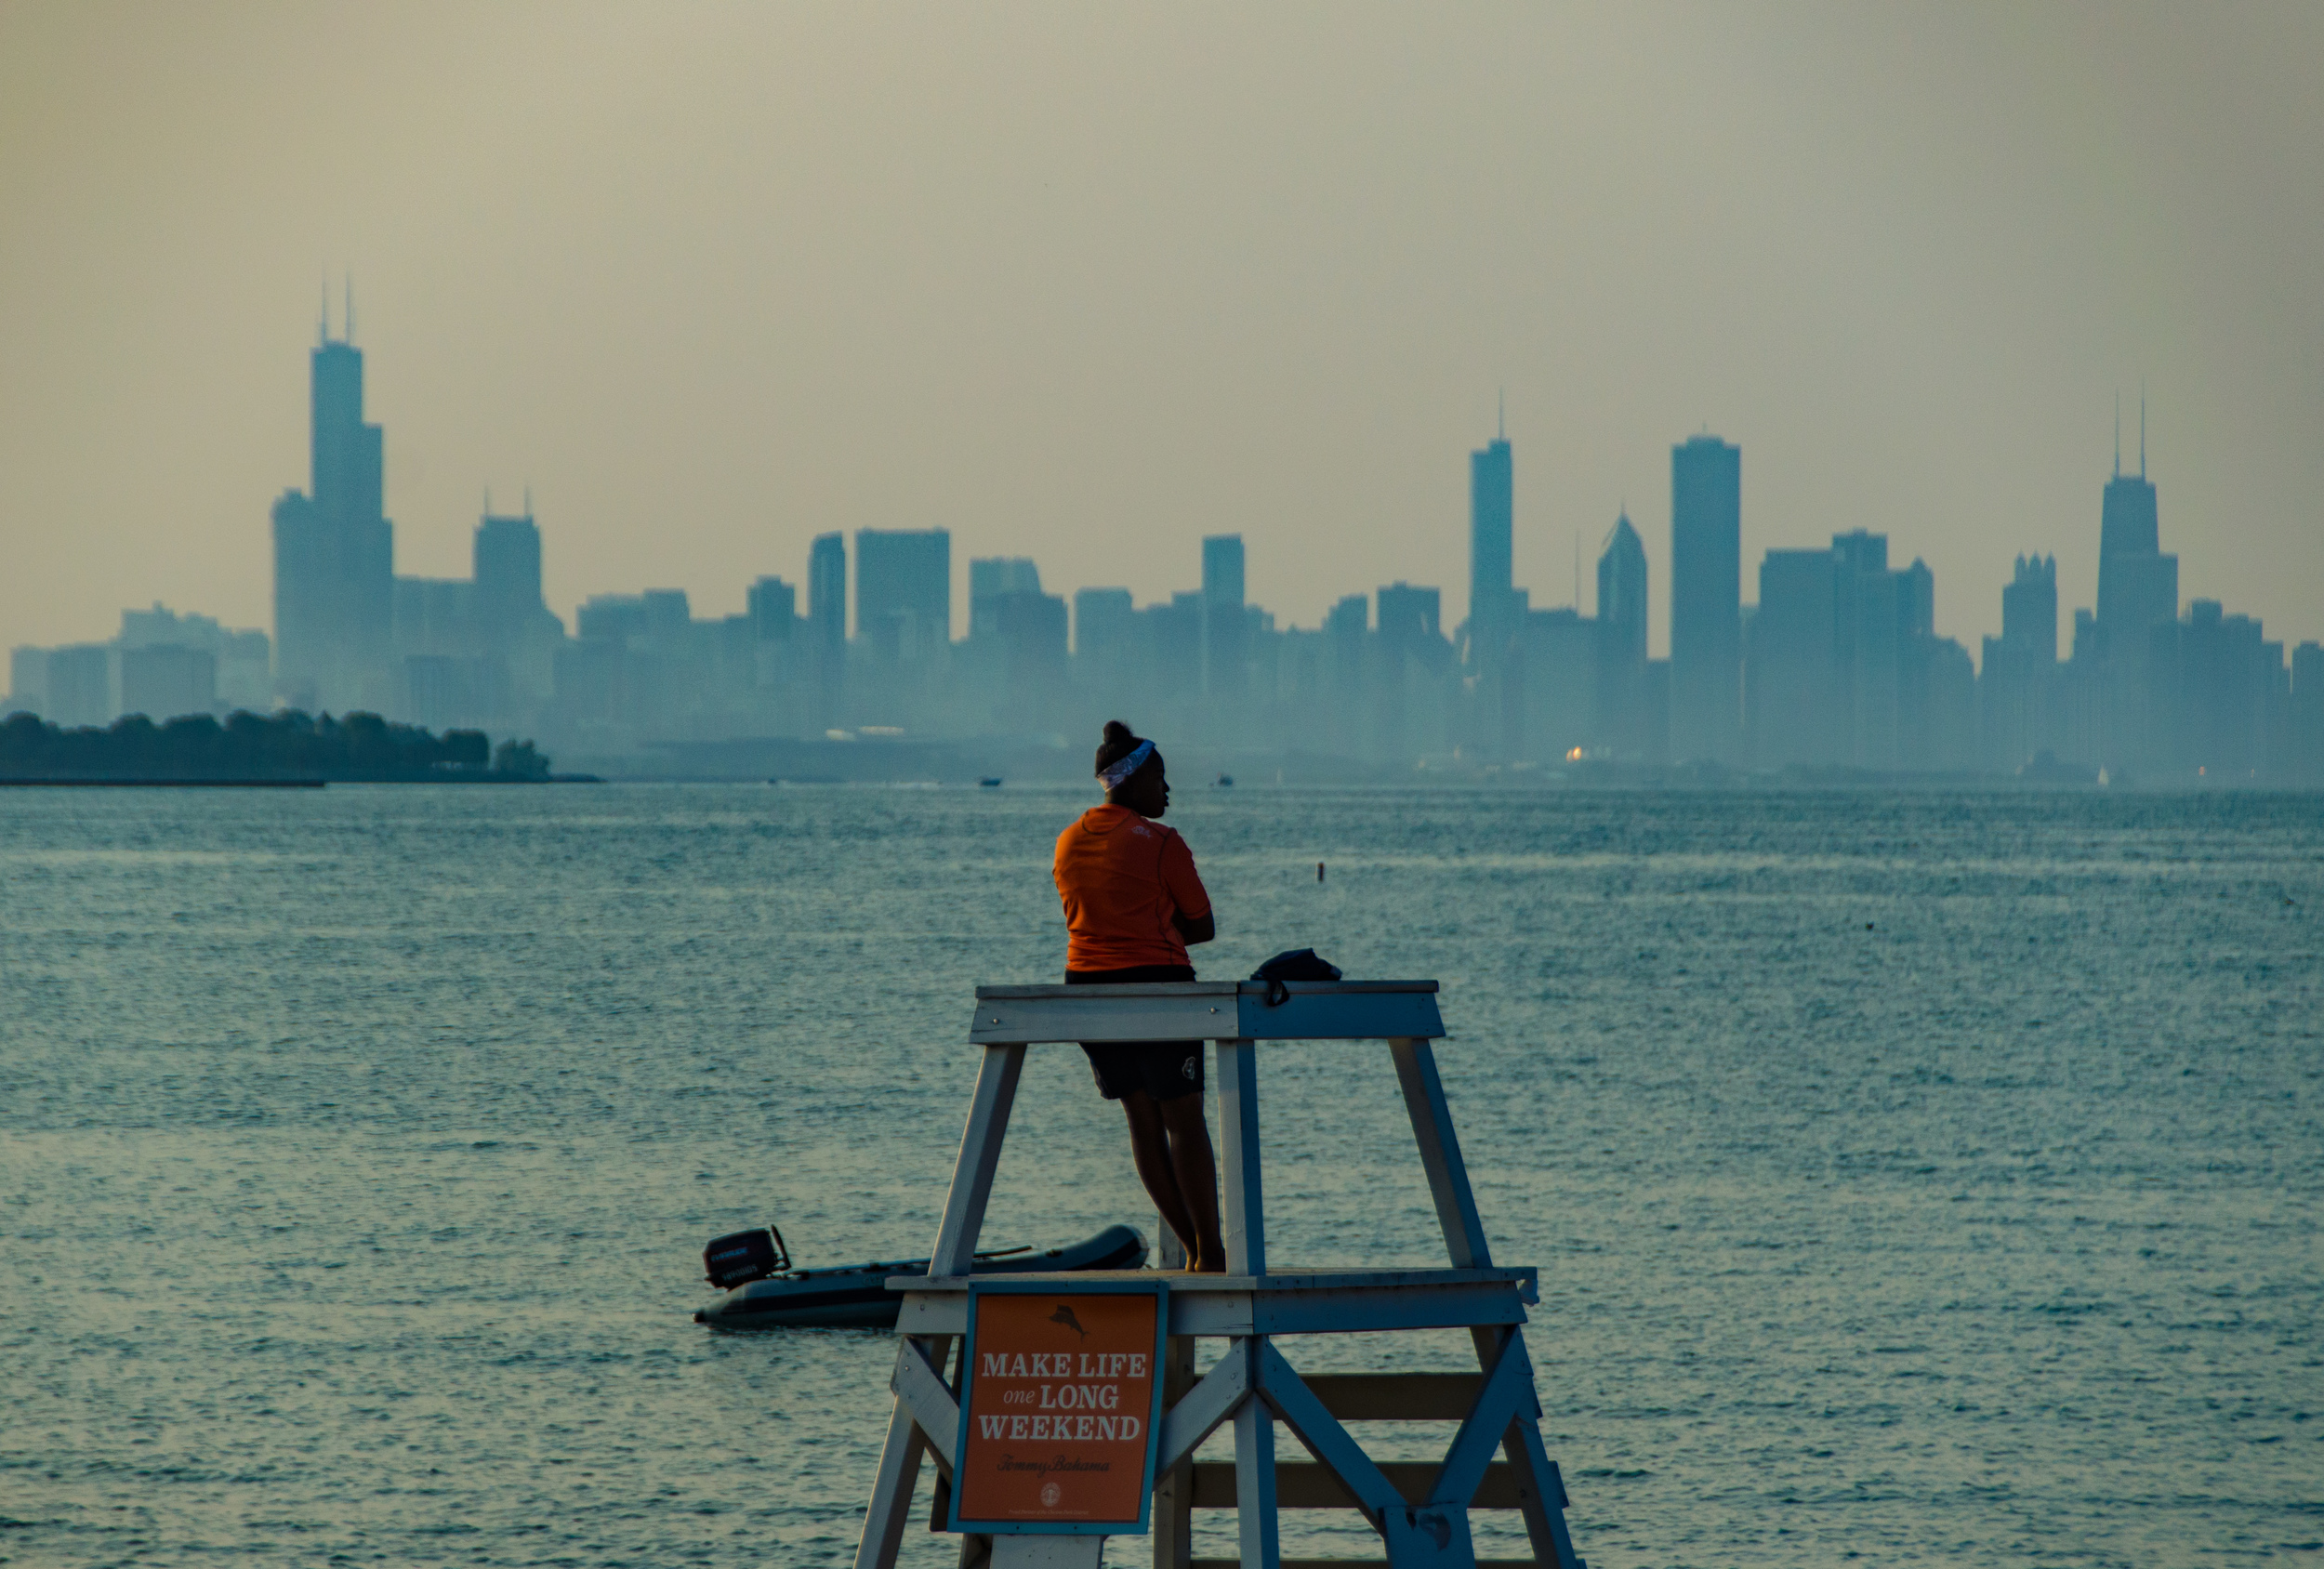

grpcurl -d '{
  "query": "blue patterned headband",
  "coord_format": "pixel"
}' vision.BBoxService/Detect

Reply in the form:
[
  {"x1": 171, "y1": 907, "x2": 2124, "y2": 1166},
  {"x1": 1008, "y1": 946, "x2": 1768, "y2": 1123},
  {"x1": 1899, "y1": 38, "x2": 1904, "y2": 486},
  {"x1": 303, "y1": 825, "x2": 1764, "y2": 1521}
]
[{"x1": 1097, "y1": 739, "x2": 1155, "y2": 791}]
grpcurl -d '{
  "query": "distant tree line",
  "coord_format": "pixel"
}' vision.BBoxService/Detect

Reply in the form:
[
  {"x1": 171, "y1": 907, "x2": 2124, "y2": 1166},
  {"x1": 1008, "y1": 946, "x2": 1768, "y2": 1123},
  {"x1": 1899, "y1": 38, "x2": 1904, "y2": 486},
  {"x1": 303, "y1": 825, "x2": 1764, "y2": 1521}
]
[{"x1": 0, "y1": 709, "x2": 556, "y2": 782}]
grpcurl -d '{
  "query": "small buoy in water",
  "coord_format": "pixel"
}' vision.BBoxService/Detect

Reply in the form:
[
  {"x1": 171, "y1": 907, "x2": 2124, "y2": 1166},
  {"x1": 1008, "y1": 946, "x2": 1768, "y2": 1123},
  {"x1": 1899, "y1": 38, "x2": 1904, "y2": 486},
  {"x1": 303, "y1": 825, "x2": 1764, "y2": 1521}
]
[{"x1": 1317, "y1": 862, "x2": 1326, "y2": 882}]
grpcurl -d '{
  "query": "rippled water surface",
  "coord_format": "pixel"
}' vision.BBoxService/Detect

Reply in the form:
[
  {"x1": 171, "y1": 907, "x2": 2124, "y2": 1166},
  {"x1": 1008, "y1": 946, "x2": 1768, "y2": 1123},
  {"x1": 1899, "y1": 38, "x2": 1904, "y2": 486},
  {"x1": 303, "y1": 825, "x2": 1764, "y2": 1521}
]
[{"x1": 2, "y1": 784, "x2": 2318, "y2": 1567}]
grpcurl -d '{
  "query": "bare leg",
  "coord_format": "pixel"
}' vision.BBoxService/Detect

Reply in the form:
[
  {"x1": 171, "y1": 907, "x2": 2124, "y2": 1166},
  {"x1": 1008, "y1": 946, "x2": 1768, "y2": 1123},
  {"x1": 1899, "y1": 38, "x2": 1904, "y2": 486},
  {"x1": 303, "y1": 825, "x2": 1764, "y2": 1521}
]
[
  {"x1": 1158, "y1": 1094, "x2": 1225, "y2": 1272},
  {"x1": 1120, "y1": 1092, "x2": 1200, "y2": 1264}
]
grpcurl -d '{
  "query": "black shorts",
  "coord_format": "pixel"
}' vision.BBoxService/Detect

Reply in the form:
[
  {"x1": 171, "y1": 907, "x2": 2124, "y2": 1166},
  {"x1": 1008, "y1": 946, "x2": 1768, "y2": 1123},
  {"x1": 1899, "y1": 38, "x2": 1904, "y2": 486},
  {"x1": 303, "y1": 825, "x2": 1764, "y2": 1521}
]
[{"x1": 1068, "y1": 965, "x2": 1204, "y2": 1103}]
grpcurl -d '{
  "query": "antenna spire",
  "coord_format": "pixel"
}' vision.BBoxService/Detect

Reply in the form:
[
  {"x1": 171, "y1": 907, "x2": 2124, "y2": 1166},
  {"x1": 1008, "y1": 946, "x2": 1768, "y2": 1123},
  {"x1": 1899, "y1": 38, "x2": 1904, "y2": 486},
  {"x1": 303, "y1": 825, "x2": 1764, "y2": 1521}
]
[
  {"x1": 345, "y1": 276, "x2": 355, "y2": 344},
  {"x1": 2113, "y1": 393, "x2": 2121, "y2": 478},
  {"x1": 2139, "y1": 383, "x2": 2146, "y2": 478},
  {"x1": 1498, "y1": 388, "x2": 1505, "y2": 442}
]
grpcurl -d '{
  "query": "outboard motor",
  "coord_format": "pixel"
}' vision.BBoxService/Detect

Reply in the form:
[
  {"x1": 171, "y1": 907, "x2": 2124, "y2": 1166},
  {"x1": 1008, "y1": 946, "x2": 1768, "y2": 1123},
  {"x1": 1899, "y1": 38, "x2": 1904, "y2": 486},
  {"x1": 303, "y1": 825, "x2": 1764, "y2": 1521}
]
[{"x1": 704, "y1": 1225, "x2": 791, "y2": 1289}]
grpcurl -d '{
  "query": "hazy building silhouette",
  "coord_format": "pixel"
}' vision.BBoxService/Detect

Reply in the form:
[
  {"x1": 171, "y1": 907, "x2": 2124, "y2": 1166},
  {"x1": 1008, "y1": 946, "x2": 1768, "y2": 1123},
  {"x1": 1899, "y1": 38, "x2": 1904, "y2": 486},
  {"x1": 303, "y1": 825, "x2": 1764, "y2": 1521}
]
[
  {"x1": 2062, "y1": 408, "x2": 2181, "y2": 770},
  {"x1": 800, "y1": 533, "x2": 846, "y2": 730},
  {"x1": 1202, "y1": 534, "x2": 1247, "y2": 699},
  {"x1": 2293, "y1": 642, "x2": 2324, "y2": 784},
  {"x1": 964, "y1": 557, "x2": 1064, "y2": 723},
  {"x1": 271, "y1": 297, "x2": 394, "y2": 711},
  {"x1": 747, "y1": 576, "x2": 798, "y2": 642},
  {"x1": 2096, "y1": 462, "x2": 2175, "y2": 652},
  {"x1": 1071, "y1": 587, "x2": 1136, "y2": 713},
  {"x1": 1594, "y1": 513, "x2": 1650, "y2": 756},
  {"x1": 1469, "y1": 429, "x2": 1515, "y2": 672},
  {"x1": 1374, "y1": 582, "x2": 1449, "y2": 760},
  {"x1": 855, "y1": 529, "x2": 950, "y2": 662},
  {"x1": 1516, "y1": 606, "x2": 1594, "y2": 762},
  {"x1": 1980, "y1": 554, "x2": 2059, "y2": 770},
  {"x1": 40, "y1": 646, "x2": 115, "y2": 727},
  {"x1": 808, "y1": 534, "x2": 847, "y2": 648},
  {"x1": 474, "y1": 510, "x2": 561, "y2": 666},
  {"x1": 1670, "y1": 434, "x2": 1741, "y2": 763},
  {"x1": 1748, "y1": 547, "x2": 1841, "y2": 768},
  {"x1": 969, "y1": 558, "x2": 1043, "y2": 638}
]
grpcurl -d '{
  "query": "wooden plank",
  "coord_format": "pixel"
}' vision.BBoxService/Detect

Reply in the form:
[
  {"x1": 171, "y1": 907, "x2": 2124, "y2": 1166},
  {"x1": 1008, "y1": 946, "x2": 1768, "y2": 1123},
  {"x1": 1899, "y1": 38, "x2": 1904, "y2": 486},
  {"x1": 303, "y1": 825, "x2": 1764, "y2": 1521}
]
[
  {"x1": 1155, "y1": 1336, "x2": 1198, "y2": 1569},
  {"x1": 1157, "y1": 1349, "x2": 1252, "y2": 1472},
  {"x1": 1245, "y1": 1282, "x2": 1528, "y2": 1338},
  {"x1": 1390, "y1": 1040, "x2": 1491, "y2": 1271},
  {"x1": 1189, "y1": 1461, "x2": 1526, "y2": 1510},
  {"x1": 1233, "y1": 988, "x2": 1443, "y2": 1044},
  {"x1": 926, "y1": 1044, "x2": 1024, "y2": 1277},
  {"x1": 971, "y1": 993, "x2": 1238, "y2": 1046},
  {"x1": 891, "y1": 1338, "x2": 959, "y2": 1470},
  {"x1": 1428, "y1": 1336, "x2": 1534, "y2": 1509},
  {"x1": 893, "y1": 1272, "x2": 1537, "y2": 1340},
  {"x1": 1253, "y1": 1342, "x2": 1403, "y2": 1525},
  {"x1": 851, "y1": 1388, "x2": 933, "y2": 1569},
  {"x1": 1503, "y1": 1416, "x2": 1584, "y2": 1569},
  {"x1": 899, "y1": 1266, "x2": 1538, "y2": 1296},
  {"x1": 968, "y1": 982, "x2": 1444, "y2": 1045},
  {"x1": 1298, "y1": 1374, "x2": 1483, "y2": 1422},
  {"x1": 1231, "y1": 1339, "x2": 1282, "y2": 1569},
  {"x1": 1217, "y1": 1040, "x2": 1266, "y2": 1278},
  {"x1": 1190, "y1": 1561, "x2": 1539, "y2": 1569},
  {"x1": 1189, "y1": 1562, "x2": 1539, "y2": 1569},
  {"x1": 974, "y1": 982, "x2": 1439, "y2": 999}
]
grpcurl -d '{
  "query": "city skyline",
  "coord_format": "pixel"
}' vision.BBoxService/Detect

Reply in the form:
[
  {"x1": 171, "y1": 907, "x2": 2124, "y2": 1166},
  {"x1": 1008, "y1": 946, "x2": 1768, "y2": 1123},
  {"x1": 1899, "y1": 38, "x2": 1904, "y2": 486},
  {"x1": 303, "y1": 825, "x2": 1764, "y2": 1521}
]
[
  {"x1": 8, "y1": 310, "x2": 2319, "y2": 785},
  {"x1": 4, "y1": 7, "x2": 2320, "y2": 661},
  {"x1": 10, "y1": 289, "x2": 2316, "y2": 675}
]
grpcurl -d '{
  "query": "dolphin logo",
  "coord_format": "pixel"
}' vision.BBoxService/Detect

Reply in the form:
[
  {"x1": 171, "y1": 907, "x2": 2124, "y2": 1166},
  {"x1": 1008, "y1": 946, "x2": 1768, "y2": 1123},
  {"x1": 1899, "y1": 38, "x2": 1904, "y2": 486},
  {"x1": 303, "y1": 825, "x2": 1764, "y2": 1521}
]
[{"x1": 1049, "y1": 1304, "x2": 1089, "y2": 1341}]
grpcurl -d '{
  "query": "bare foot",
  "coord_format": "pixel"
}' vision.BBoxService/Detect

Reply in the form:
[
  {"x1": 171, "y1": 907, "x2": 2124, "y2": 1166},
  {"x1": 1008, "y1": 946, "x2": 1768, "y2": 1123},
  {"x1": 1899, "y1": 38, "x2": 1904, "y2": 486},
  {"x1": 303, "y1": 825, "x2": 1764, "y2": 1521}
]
[{"x1": 1190, "y1": 1253, "x2": 1227, "y2": 1274}]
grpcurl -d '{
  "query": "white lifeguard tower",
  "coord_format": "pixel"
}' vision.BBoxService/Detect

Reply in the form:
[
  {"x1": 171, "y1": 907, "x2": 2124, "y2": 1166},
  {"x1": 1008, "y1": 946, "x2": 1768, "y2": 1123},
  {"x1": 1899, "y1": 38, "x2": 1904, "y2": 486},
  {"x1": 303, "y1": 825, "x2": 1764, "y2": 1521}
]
[{"x1": 852, "y1": 980, "x2": 1586, "y2": 1569}]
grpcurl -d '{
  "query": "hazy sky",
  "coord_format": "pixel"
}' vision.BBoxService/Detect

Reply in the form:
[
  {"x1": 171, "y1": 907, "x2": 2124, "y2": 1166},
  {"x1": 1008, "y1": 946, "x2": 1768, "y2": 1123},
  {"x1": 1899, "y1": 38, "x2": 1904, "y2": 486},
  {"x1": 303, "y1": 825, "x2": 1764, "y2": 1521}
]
[{"x1": 3, "y1": 3, "x2": 2319, "y2": 661}]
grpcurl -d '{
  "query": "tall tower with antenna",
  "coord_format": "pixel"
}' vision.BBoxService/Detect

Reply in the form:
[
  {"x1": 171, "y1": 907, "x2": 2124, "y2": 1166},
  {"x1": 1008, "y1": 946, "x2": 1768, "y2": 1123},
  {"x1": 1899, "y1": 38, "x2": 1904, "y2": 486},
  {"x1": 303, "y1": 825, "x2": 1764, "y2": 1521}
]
[{"x1": 271, "y1": 278, "x2": 395, "y2": 709}]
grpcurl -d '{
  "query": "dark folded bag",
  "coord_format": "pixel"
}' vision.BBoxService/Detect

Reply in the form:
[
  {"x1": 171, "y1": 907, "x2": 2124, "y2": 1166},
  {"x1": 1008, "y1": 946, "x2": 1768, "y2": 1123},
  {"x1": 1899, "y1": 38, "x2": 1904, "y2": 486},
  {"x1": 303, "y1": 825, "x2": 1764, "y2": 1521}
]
[{"x1": 1250, "y1": 947, "x2": 1342, "y2": 1006}]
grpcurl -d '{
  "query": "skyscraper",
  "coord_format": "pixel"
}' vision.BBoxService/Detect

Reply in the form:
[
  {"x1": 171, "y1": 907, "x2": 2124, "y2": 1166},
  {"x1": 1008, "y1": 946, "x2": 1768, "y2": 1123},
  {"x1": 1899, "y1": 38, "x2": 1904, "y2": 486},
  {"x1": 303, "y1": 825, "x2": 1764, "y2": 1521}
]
[
  {"x1": 855, "y1": 529, "x2": 950, "y2": 661},
  {"x1": 1469, "y1": 429, "x2": 1514, "y2": 669},
  {"x1": 1982, "y1": 556, "x2": 2059, "y2": 771},
  {"x1": 474, "y1": 511, "x2": 548, "y2": 647},
  {"x1": 809, "y1": 533, "x2": 847, "y2": 653},
  {"x1": 271, "y1": 298, "x2": 394, "y2": 710},
  {"x1": 1201, "y1": 534, "x2": 1247, "y2": 698},
  {"x1": 1748, "y1": 547, "x2": 1841, "y2": 768},
  {"x1": 2000, "y1": 553, "x2": 2058, "y2": 661},
  {"x1": 804, "y1": 533, "x2": 847, "y2": 727},
  {"x1": 2095, "y1": 428, "x2": 2176, "y2": 653},
  {"x1": 1670, "y1": 434, "x2": 1741, "y2": 763},
  {"x1": 747, "y1": 576, "x2": 798, "y2": 642},
  {"x1": 1594, "y1": 514, "x2": 1650, "y2": 756}
]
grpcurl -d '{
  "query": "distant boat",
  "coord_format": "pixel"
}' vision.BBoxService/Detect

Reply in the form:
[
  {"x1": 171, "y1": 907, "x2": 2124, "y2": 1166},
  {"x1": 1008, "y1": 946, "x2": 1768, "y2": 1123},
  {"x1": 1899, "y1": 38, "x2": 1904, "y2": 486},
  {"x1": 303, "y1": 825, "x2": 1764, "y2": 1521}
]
[
  {"x1": 979, "y1": 777, "x2": 1003, "y2": 788},
  {"x1": 1216, "y1": 774, "x2": 1235, "y2": 787},
  {"x1": 694, "y1": 1223, "x2": 1148, "y2": 1329}
]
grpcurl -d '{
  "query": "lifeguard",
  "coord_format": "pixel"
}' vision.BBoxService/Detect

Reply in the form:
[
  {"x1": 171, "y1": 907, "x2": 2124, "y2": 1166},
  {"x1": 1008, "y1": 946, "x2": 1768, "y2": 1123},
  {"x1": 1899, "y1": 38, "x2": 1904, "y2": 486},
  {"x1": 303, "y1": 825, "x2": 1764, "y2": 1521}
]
[{"x1": 1051, "y1": 720, "x2": 1226, "y2": 1273}]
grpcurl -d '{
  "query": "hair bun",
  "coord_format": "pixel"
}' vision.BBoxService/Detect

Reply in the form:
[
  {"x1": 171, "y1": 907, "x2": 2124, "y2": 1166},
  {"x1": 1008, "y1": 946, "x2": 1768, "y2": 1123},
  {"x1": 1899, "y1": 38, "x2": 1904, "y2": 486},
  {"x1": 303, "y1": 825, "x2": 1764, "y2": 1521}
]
[{"x1": 1102, "y1": 719, "x2": 1135, "y2": 746}]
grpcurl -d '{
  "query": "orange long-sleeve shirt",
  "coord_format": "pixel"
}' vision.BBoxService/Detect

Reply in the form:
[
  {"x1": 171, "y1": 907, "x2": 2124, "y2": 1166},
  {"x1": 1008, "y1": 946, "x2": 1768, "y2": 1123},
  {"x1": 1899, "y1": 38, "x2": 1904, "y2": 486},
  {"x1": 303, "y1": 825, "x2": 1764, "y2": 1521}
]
[{"x1": 1052, "y1": 805, "x2": 1212, "y2": 971}]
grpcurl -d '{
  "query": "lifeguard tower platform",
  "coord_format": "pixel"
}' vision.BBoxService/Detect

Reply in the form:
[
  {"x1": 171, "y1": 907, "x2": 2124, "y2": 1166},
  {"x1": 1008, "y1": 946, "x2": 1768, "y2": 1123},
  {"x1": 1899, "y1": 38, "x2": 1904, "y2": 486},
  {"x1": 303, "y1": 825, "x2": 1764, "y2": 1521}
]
[{"x1": 852, "y1": 980, "x2": 1585, "y2": 1569}]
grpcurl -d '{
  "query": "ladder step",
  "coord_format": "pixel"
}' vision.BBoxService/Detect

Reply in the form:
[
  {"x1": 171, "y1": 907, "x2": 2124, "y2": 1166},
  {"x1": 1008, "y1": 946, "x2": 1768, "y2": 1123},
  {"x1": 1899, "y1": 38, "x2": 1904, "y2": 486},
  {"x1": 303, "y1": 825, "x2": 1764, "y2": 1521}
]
[
  {"x1": 1300, "y1": 1372, "x2": 1485, "y2": 1421},
  {"x1": 1189, "y1": 1561, "x2": 1541, "y2": 1568},
  {"x1": 1190, "y1": 1459, "x2": 1525, "y2": 1510}
]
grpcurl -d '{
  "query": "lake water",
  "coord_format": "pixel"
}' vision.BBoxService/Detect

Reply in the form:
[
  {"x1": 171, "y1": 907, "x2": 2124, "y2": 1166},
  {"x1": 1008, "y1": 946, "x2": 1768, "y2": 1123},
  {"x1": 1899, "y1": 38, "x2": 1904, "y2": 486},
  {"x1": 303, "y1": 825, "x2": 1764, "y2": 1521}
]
[{"x1": 1, "y1": 784, "x2": 2317, "y2": 1568}]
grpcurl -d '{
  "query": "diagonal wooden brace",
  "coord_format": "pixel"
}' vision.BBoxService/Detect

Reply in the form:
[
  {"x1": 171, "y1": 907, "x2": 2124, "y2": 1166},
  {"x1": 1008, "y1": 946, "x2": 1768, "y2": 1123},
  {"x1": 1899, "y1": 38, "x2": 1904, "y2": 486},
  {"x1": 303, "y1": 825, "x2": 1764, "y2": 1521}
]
[
  {"x1": 1429, "y1": 1328, "x2": 1537, "y2": 1509},
  {"x1": 1157, "y1": 1344, "x2": 1252, "y2": 1473},
  {"x1": 892, "y1": 1336, "x2": 959, "y2": 1471},
  {"x1": 1252, "y1": 1340, "x2": 1406, "y2": 1529}
]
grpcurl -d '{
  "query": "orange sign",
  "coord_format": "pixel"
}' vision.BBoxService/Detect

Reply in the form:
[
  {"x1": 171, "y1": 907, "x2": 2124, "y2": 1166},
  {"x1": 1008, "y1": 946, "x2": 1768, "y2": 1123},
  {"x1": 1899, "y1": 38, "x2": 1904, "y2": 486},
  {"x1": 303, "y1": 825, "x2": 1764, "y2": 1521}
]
[{"x1": 951, "y1": 1287, "x2": 1165, "y2": 1531}]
